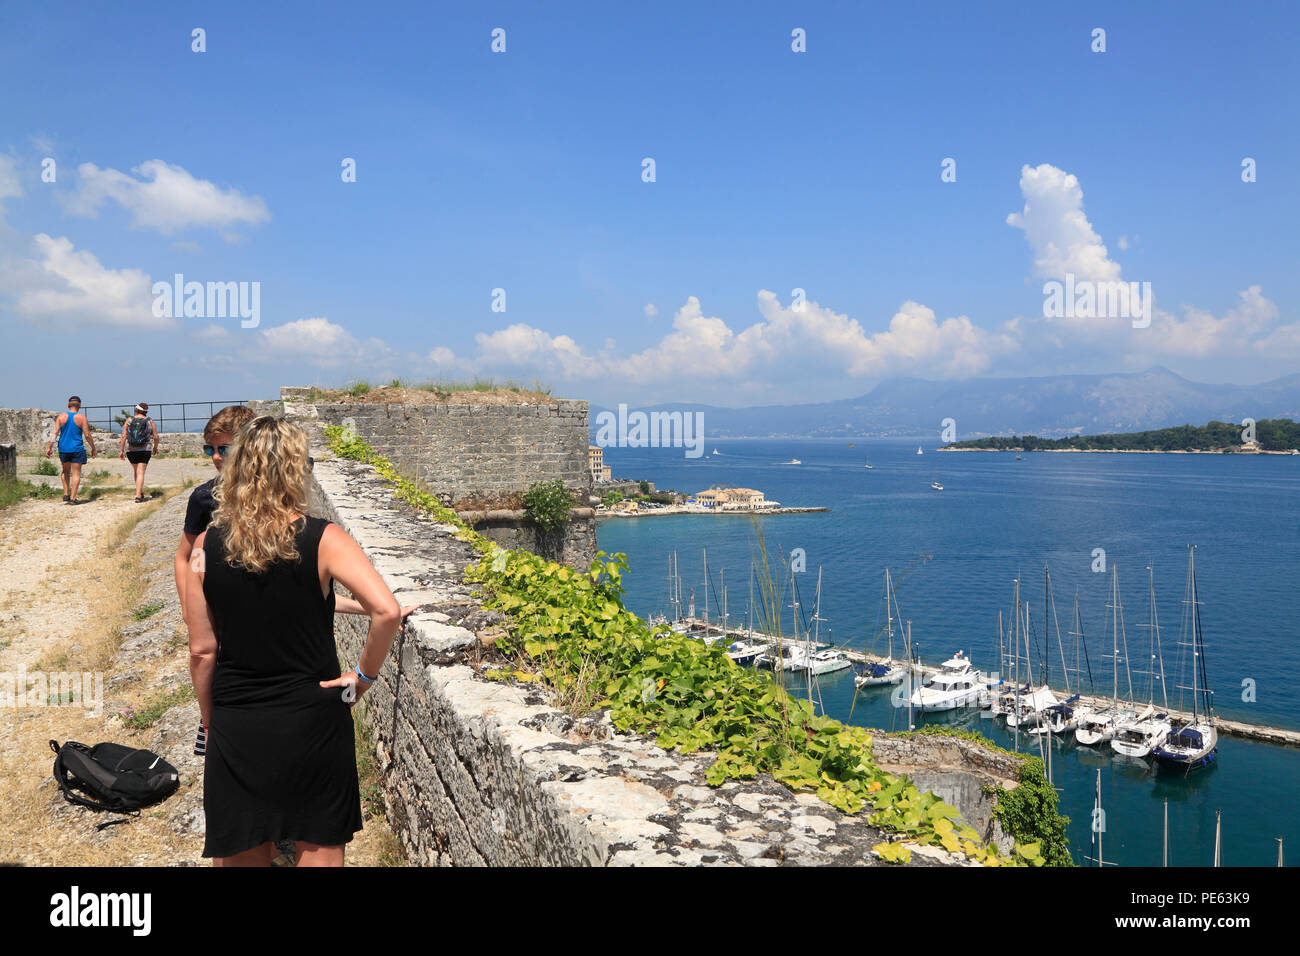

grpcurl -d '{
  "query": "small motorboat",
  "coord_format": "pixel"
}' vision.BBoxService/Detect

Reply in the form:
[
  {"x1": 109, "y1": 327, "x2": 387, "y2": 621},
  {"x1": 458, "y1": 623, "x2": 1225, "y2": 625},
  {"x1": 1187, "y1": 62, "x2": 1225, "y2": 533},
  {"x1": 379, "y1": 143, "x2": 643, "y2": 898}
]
[
  {"x1": 910, "y1": 651, "x2": 983, "y2": 712},
  {"x1": 931, "y1": 481, "x2": 944, "y2": 491}
]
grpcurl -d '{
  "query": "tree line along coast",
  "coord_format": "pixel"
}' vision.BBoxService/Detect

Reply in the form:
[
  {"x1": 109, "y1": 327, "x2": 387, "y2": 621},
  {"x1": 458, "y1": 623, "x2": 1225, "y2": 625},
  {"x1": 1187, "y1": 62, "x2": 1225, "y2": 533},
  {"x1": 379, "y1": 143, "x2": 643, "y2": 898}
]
[{"x1": 941, "y1": 419, "x2": 1300, "y2": 453}]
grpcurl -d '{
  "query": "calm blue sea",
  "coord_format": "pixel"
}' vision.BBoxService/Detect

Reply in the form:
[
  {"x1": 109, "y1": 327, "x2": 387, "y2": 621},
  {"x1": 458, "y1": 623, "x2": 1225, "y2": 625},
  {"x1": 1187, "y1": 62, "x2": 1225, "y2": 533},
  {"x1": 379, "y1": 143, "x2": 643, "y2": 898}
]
[{"x1": 596, "y1": 437, "x2": 1300, "y2": 866}]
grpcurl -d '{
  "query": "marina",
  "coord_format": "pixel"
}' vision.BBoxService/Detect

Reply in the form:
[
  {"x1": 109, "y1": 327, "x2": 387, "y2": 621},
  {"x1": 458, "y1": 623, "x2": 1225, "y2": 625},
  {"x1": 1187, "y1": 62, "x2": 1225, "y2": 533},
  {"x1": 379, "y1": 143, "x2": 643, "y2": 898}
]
[
  {"x1": 601, "y1": 436, "x2": 1300, "y2": 864},
  {"x1": 660, "y1": 615, "x2": 1300, "y2": 749}
]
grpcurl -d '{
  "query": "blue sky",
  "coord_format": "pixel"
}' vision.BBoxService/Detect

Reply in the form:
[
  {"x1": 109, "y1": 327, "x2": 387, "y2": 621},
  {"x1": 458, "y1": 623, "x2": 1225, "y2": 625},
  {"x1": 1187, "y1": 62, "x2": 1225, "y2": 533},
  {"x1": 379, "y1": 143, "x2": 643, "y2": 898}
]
[{"x1": 2, "y1": 0, "x2": 1297, "y2": 411}]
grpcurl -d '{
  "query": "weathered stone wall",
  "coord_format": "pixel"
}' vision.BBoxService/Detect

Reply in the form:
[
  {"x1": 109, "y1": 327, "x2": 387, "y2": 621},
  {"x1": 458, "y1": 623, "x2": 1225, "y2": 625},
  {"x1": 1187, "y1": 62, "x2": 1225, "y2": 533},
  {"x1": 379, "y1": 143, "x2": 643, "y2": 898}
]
[
  {"x1": 283, "y1": 389, "x2": 596, "y2": 569},
  {"x1": 306, "y1": 446, "x2": 1020, "y2": 866},
  {"x1": 0, "y1": 408, "x2": 57, "y2": 452}
]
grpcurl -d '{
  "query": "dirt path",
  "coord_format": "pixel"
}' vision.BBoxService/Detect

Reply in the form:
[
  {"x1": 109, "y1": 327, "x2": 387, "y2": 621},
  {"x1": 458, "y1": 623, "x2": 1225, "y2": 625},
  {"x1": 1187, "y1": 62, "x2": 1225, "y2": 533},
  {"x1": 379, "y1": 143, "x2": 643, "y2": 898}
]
[{"x1": 0, "y1": 482, "x2": 402, "y2": 866}]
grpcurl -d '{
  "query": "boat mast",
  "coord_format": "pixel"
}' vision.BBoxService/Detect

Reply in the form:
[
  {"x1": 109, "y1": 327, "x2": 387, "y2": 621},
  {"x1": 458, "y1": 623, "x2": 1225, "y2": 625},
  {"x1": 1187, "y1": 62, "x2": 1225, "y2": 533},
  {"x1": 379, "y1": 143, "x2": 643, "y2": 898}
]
[
  {"x1": 1163, "y1": 800, "x2": 1169, "y2": 867},
  {"x1": 906, "y1": 620, "x2": 915, "y2": 731},
  {"x1": 702, "y1": 548, "x2": 709, "y2": 635},
  {"x1": 1213, "y1": 808, "x2": 1221, "y2": 867},
  {"x1": 747, "y1": 563, "x2": 754, "y2": 640},
  {"x1": 721, "y1": 568, "x2": 728, "y2": 640},
  {"x1": 1013, "y1": 578, "x2": 1021, "y2": 753},
  {"x1": 885, "y1": 568, "x2": 895, "y2": 661},
  {"x1": 1146, "y1": 566, "x2": 1168, "y2": 711},
  {"x1": 1190, "y1": 545, "x2": 1212, "y2": 724}
]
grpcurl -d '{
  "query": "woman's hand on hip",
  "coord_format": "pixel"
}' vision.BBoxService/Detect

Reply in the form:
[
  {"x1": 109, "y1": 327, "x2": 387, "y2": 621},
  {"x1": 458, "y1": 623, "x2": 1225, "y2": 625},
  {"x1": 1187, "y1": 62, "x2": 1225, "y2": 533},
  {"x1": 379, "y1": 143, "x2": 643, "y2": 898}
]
[{"x1": 319, "y1": 673, "x2": 366, "y2": 707}]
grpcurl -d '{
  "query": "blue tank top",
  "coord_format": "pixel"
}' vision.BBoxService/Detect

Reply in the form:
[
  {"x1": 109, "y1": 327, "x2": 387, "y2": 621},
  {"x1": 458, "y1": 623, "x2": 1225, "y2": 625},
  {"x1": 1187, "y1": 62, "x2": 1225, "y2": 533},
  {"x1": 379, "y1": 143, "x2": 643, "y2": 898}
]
[{"x1": 57, "y1": 412, "x2": 84, "y2": 453}]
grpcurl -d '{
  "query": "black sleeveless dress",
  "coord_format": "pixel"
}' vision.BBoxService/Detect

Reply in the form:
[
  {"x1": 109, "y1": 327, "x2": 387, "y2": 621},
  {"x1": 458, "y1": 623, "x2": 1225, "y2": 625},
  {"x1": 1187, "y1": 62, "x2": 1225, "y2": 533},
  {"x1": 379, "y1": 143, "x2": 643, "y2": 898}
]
[{"x1": 199, "y1": 515, "x2": 362, "y2": 857}]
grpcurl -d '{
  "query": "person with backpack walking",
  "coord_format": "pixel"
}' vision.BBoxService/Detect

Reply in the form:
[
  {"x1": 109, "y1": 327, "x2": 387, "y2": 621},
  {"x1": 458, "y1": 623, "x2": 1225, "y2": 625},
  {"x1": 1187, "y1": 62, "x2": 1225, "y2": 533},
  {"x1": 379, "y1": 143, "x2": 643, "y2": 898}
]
[
  {"x1": 183, "y1": 416, "x2": 401, "y2": 866},
  {"x1": 44, "y1": 395, "x2": 96, "y2": 504},
  {"x1": 119, "y1": 403, "x2": 159, "y2": 503}
]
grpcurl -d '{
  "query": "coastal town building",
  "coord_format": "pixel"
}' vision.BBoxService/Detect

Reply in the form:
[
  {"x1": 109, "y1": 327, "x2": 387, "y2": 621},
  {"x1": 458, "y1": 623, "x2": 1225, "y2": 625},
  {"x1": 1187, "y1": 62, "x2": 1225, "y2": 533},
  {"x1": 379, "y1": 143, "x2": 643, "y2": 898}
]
[
  {"x1": 588, "y1": 444, "x2": 612, "y2": 482},
  {"x1": 694, "y1": 485, "x2": 779, "y2": 511}
]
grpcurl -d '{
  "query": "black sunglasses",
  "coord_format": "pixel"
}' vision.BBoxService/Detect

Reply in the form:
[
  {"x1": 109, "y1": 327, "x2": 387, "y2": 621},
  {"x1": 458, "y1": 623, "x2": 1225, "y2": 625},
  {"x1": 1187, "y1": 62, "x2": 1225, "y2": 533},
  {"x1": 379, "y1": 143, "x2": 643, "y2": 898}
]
[{"x1": 202, "y1": 444, "x2": 232, "y2": 457}]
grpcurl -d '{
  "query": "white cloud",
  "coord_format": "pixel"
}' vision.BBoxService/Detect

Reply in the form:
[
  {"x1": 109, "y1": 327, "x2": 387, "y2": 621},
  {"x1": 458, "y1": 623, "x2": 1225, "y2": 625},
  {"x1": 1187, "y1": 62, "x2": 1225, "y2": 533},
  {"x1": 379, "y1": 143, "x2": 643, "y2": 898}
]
[
  {"x1": 253, "y1": 317, "x2": 394, "y2": 368},
  {"x1": 65, "y1": 160, "x2": 270, "y2": 236},
  {"x1": 1116, "y1": 235, "x2": 1129, "y2": 251},
  {"x1": 2, "y1": 233, "x2": 172, "y2": 329},
  {"x1": 1007, "y1": 163, "x2": 1121, "y2": 283},
  {"x1": 0, "y1": 155, "x2": 21, "y2": 202},
  {"x1": 643, "y1": 303, "x2": 658, "y2": 319},
  {"x1": 1150, "y1": 285, "x2": 1282, "y2": 359},
  {"x1": 456, "y1": 290, "x2": 1019, "y2": 398}
]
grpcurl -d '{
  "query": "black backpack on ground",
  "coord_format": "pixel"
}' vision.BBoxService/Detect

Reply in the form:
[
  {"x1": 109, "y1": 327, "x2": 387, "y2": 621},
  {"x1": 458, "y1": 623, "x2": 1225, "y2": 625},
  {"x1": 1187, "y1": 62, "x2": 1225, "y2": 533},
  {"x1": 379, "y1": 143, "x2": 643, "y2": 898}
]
[
  {"x1": 49, "y1": 740, "x2": 180, "y2": 826},
  {"x1": 126, "y1": 416, "x2": 150, "y2": 446}
]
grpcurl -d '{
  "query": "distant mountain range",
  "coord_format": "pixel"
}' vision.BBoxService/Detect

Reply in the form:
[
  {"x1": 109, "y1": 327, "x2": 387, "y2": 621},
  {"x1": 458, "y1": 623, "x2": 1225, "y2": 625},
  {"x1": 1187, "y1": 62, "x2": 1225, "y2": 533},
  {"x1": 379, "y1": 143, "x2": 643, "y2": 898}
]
[{"x1": 591, "y1": 368, "x2": 1300, "y2": 439}]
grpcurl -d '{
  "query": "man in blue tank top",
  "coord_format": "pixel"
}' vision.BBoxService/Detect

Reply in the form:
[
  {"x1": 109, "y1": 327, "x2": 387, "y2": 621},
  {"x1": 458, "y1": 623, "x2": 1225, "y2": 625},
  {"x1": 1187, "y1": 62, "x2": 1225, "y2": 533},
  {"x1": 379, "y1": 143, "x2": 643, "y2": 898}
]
[{"x1": 44, "y1": 395, "x2": 96, "y2": 504}]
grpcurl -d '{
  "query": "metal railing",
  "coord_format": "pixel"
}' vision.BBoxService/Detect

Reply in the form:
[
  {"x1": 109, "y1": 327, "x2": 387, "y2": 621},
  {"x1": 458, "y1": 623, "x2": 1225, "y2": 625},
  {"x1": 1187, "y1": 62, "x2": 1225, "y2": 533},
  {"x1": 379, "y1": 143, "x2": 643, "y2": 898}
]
[{"x1": 78, "y1": 401, "x2": 252, "y2": 435}]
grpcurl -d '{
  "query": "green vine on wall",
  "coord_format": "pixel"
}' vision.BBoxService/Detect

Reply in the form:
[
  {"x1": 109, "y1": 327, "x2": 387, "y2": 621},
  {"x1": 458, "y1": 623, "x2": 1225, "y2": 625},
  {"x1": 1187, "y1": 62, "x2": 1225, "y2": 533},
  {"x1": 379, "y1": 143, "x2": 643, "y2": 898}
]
[{"x1": 323, "y1": 425, "x2": 1073, "y2": 866}]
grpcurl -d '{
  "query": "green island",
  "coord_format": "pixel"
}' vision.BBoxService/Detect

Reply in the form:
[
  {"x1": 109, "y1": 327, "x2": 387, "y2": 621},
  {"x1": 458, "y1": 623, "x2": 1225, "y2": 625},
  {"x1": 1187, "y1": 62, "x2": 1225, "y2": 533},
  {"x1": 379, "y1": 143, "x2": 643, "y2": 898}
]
[
  {"x1": 945, "y1": 418, "x2": 1300, "y2": 453},
  {"x1": 324, "y1": 424, "x2": 1072, "y2": 866}
]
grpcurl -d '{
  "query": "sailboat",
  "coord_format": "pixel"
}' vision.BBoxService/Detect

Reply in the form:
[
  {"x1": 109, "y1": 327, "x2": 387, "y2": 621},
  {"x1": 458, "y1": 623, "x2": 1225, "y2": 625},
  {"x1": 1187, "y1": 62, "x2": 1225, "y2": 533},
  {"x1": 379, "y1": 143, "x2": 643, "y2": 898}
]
[
  {"x1": 1112, "y1": 566, "x2": 1173, "y2": 758},
  {"x1": 1152, "y1": 545, "x2": 1218, "y2": 770},
  {"x1": 1075, "y1": 563, "x2": 1136, "y2": 746},
  {"x1": 726, "y1": 565, "x2": 767, "y2": 666},
  {"x1": 1029, "y1": 567, "x2": 1082, "y2": 735},
  {"x1": 803, "y1": 567, "x2": 851, "y2": 676},
  {"x1": 854, "y1": 568, "x2": 906, "y2": 687},
  {"x1": 864, "y1": 462, "x2": 874, "y2": 469},
  {"x1": 930, "y1": 480, "x2": 944, "y2": 491},
  {"x1": 1003, "y1": 578, "x2": 1059, "y2": 730},
  {"x1": 916, "y1": 446, "x2": 924, "y2": 455}
]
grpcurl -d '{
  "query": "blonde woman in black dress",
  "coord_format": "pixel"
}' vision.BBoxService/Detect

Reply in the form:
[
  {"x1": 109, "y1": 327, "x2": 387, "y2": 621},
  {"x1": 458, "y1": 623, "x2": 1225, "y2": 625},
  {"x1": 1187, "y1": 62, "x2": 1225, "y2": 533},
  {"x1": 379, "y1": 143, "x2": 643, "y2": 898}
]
[{"x1": 184, "y1": 416, "x2": 401, "y2": 866}]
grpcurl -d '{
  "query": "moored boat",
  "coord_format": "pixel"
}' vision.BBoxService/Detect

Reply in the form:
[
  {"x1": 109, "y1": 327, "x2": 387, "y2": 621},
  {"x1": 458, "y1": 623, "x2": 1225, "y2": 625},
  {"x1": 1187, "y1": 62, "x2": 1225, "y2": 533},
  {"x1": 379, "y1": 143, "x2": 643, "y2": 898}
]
[{"x1": 910, "y1": 651, "x2": 983, "y2": 712}]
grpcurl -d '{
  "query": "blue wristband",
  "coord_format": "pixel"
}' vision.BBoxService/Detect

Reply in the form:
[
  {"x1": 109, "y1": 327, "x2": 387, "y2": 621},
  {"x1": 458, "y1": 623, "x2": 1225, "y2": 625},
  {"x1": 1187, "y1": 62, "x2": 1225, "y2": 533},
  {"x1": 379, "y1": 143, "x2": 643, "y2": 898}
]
[{"x1": 355, "y1": 664, "x2": 377, "y2": 684}]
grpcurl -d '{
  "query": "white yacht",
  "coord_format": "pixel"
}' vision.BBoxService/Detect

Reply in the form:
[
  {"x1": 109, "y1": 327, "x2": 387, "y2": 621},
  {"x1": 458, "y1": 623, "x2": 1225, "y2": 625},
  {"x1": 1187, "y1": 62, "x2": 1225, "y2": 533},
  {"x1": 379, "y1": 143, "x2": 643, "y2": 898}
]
[
  {"x1": 930, "y1": 481, "x2": 943, "y2": 491},
  {"x1": 916, "y1": 446, "x2": 924, "y2": 455},
  {"x1": 1075, "y1": 707, "x2": 1121, "y2": 746},
  {"x1": 1112, "y1": 705, "x2": 1173, "y2": 758},
  {"x1": 909, "y1": 652, "x2": 983, "y2": 712},
  {"x1": 805, "y1": 648, "x2": 853, "y2": 676},
  {"x1": 786, "y1": 458, "x2": 802, "y2": 465}
]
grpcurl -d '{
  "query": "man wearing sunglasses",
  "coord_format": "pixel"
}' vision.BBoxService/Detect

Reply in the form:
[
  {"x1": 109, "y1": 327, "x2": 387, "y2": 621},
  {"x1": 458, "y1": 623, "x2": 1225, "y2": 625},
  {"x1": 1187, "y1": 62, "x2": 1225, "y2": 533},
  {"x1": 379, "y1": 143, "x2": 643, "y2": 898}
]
[{"x1": 174, "y1": 405, "x2": 257, "y2": 616}]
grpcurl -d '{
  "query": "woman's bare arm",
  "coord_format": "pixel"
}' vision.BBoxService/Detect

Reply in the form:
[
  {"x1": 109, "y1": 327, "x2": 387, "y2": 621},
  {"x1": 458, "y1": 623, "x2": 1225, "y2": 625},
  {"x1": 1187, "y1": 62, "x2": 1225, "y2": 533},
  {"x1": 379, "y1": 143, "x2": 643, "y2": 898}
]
[
  {"x1": 183, "y1": 531, "x2": 217, "y2": 727},
  {"x1": 317, "y1": 523, "x2": 401, "y2": 699}
]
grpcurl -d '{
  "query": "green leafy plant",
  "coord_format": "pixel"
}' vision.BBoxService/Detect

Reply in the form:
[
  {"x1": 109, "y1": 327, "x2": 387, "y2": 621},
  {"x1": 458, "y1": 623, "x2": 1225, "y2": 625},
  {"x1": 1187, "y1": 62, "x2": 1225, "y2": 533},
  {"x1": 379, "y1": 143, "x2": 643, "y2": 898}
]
[
  {"x1": 523, "y1": 479, "x2": 572, "y2": 531},
  {"x1": 133, "y1": 600, "x2": 164, "y2": 621},
  {"x1": 121, "y1": 684, "x2": 196, "y2": 730},
  {"x1": 32, "y1": 458, "x2": 58, "y2": 476}
]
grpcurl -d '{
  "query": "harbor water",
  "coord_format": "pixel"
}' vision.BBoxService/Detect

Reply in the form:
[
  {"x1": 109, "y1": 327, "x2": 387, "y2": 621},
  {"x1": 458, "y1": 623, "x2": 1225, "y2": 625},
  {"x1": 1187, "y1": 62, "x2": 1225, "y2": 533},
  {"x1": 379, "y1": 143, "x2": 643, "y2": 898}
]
[{"x1": 596, "y1": 437, "x2": 1300, "y2": 866}]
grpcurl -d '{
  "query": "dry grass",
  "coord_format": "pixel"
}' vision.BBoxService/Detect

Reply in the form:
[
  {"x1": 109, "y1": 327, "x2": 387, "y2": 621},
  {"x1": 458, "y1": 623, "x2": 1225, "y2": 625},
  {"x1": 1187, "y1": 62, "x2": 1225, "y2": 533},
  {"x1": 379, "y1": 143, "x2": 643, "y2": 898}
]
[
  {"x1": 298, "y1": 382, "x2": 557, "y2": 406},
  {"x1": 0, "y1": 495, "x2": 201, "y2": 866}
]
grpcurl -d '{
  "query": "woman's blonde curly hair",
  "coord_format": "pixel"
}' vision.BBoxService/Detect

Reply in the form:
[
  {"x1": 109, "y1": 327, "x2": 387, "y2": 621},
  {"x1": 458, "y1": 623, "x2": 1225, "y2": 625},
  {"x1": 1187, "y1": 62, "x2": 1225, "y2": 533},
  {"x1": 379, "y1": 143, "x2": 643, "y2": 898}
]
[{"x1": 211, "y1": 417, "x2": 311, "y2": 573}]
